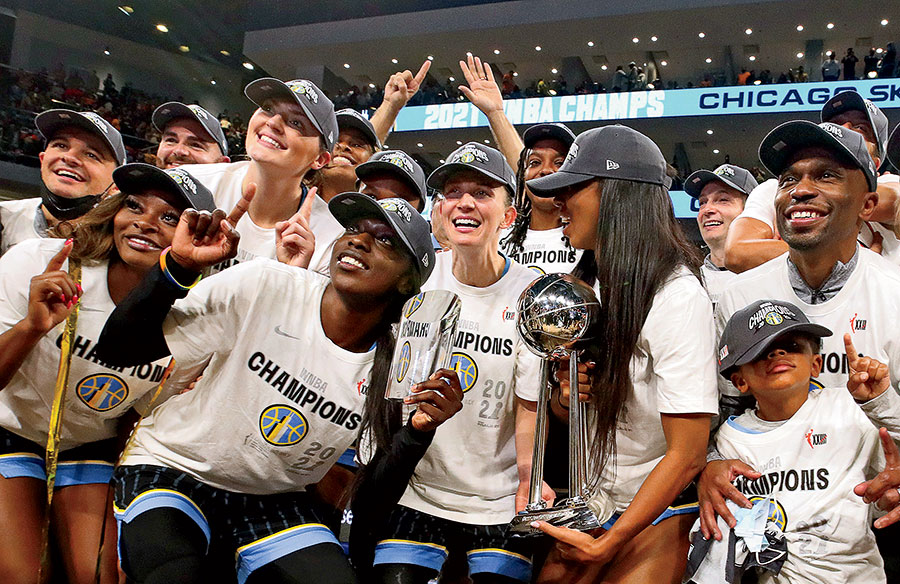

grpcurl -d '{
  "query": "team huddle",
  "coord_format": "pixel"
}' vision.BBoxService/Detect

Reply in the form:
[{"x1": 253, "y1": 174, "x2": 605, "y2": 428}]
[{"x1": 1, "y1": 53, "x2": 900, "y2": 584}]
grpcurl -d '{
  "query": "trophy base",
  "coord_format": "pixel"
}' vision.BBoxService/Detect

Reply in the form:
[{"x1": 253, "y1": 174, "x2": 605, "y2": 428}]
[{"x1": 507, "y1": 500, "x2": 601, "y2": 537}]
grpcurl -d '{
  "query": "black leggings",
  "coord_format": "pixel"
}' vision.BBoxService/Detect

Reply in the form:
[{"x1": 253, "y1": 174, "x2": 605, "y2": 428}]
[
  {"x1": 374, "y1": 563, "x2": 522, "y2": 584},
  {"x1": 120, "y1": 508, "x2": 357, "y2": 584}
]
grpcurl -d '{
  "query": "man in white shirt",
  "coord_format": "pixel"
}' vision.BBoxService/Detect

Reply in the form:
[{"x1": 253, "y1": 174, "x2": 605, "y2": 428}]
[
  {"x1": 724, "y1": 91, "x2": 899, "y2": 271},
  {"x1": 684, "y1": 164, "x2": 757, "y2": 307}
]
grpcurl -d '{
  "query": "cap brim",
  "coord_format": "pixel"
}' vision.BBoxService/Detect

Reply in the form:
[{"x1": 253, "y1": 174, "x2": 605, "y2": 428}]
[
  {"x1": 684, "y1": 170, "x2": 747, "y2": 199},
  {"x1": 328, "y1": 192, "x2": 421, "y2": 277},
  {"x1": 822, "y1": 91, "x2": 887, "y2": 161},
  {"x1": 722, "y1": 322, "x2": 833, "y2": 375},
  {"x1": 759, "y1": 121, "x2": 876, "y2": 192},
  {"x1": 35, "y1": 110, "x2": 123, "y2": 165},
  {"x1": 426, "y1": 162, "x2": 511, "y2": 192},
  {"x1": 526, "y1": 169, "x2": 597, "y2": 197},
  {"x1": 356, "y1": 161, "x2": 424, "y2": 202},
  {"x1": 337, "y1": 113, "x2": 381, "y2": 150},
  {"x1": 523, "y1": 124, "x2": 575, "y2": 149},
  {"x1": 244, "y1": 78, "x2": 327, "y2": 145},
  {"x1": 112, "y1": 163, "x2": 215, "y2": 212}
]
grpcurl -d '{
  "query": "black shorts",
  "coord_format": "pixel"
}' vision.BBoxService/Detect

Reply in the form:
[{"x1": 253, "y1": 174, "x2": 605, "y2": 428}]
[
  {"x1": 114, "y1": 464, "x2": 343, "y2": 584},
  {"x1": 373, "y1": 505, "x2": 533, "y2": 582},
  {"x1": 0, "y1": 425, "x2": 117, "y2": 486}
]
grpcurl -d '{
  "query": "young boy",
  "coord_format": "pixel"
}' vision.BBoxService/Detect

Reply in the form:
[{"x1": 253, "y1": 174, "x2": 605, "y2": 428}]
[{"x1": 706, "y1": 299, "x2": 886, "y2": 583}]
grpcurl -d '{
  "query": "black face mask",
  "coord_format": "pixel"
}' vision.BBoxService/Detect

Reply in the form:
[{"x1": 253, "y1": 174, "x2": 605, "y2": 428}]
[{"x1": 39, "y1": 180, "x2": 107, "y2": 221}]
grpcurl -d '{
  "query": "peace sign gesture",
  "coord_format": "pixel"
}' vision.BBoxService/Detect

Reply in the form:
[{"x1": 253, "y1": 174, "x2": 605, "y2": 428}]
[
  {"x1": 459, "y1": 54, "x2": 503, "y2": 115},
  {"x1": 844, "y1": 333, "x2": 891, "y2": 402},
  {"x1": 169, "y1": 183, "x2": 255, "y2": 271},
  {"x1": 854, "y1": 427, "x2": 900, "y2": 529}
]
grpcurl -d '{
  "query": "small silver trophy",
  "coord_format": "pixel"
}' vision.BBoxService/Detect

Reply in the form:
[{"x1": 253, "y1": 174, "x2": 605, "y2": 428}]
[
  {"x1": 386, "y1": 290, "x2": 462, "y2": 400},
  {"x1": 508, "y1": 273, "x2": 602, "y2": 536}
]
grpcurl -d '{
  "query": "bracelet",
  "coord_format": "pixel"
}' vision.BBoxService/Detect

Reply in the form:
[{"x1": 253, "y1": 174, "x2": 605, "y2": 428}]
[
  {"x1": 159, "y1": 247, "x2": 202, "y2": 291},
  {"x1": 556, "y1": 389, "x2": 570, "y2": 411}
]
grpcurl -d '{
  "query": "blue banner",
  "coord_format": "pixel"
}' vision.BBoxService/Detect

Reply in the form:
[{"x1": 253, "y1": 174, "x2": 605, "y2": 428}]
[
  {"x1": 671, "y1": 190, "x2": 697, "y2": 219},
  {"x1": 394, "y1": 79, "x2": 900, "y2": 132}
]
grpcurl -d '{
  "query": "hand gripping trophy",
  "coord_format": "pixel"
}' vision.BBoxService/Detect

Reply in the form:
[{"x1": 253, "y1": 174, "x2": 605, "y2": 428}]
[{"x1": 508, "y1": 273, "x2": 602, "y2": 536}]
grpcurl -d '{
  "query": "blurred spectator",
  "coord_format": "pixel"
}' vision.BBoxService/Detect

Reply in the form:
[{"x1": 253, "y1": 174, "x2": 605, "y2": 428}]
[
  {"x1": 842, "y1": 48, "x2": 859, "y2": 80},
  {"x1": 822, "y1": 51, "x2": 840, "y2": 81},
  {"x1": 879, "y1": 43, "x2": 896, "y2": 78},
  {"x1": 864, "y1": 49, "x2": 880, "y2": 77},
  {"x1": 737, "y1": 68, "x2": 750, "y2": 85},
  {"x1": 612, "y1": 65, "x2": 627, "y2": 92}
]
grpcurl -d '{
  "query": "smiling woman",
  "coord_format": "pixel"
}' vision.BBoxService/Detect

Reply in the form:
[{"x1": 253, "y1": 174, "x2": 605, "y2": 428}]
[{"x1": 0, "y1": 163, "x2": 213, "y2": 584}]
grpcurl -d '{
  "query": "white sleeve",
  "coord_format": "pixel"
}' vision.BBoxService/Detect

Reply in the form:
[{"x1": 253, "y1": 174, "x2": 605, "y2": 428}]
[
  {"x1": 0, "y1": 240, "x2": 56, "y2": 331},
  {"x1": 736, "y1": 179, "x2": 778, "y2": 230},
  {"x1": 162, "y1": 261, "x2": 263, "y2": 369},
  {"x1": 513, "y1": 342, "x2": 542, "y2": 401},
  {"x1": 644, "y1": 275, "x2": 718, "y2": 415},
  {"x1": 859, "y1": 389, "x2": 900, "y2": 444}
]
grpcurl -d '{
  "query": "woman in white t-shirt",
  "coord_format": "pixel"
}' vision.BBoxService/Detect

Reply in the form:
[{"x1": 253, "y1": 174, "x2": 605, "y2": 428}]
[
  {"x1": 0, "y1": 163, "x2": 214, "y2": 584},
  {"x1": 371, "y1": 143, "x2": 543, "y2": 584},
  {"x1": 96, "y1": 193, "x2": 461, "y2": 584},
  {"x1": 526, "y1": 125, "x2": 719, "y2": 583}
]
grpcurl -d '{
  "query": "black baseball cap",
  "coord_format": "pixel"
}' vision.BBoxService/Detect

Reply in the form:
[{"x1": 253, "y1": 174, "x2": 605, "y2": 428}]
[
  {"x1": 329, "y1": 192, "x2": 435, "y2": 284},
  {"x1": 527, "y1": 125, "x2": 669, "y2": 197},
  {"x1": 356, "y1": 150, "x2": 427, "y2": 206},
  {"x1": 820, "y1": 91, "x2": 889, "y2": 162},
  {"x1": 36, "y1": 109, "x2": 126, "y2": 166},
  {"x1": 887, "y1": 123, "x2": 900, "y2": 170},
  {"x1": 152, "y1": 102, "x2": 229, "y2": 157},
  {"x1": 244, "y1": 78, "x2": 338, "y2": 151},
  {"x1": 113, "y1": 163, "x2": 216, "y2": 212},
  {"x1": 718, "y1": 299, "x2": 832, "y2": 378},
  {"x1": 523, "y1": 123, "x2": 576, "y2": 150},
  {"x1": 336, "y1": 108, "x2": 381, "y2": 150},
  {"x1": 685, "y1": 164, "x2": 758, "y2": 199},
  {"x1": 759, "y1": 120, "x2": 878, "y2": 192},
  {"x1": 427, "y1": 142, "x2": 516, "y2": 193}
]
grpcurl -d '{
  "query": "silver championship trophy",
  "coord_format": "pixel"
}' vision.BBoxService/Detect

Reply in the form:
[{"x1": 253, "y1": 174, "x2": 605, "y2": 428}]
[
  {"x1": 386, "y1": 290, "x2": 462, "y2": 400},
  {"x1": 508, "y1": 273, "x2": 601, "y2": 536}
]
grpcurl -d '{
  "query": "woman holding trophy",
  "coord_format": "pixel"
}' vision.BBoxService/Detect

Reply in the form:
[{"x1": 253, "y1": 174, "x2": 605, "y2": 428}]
[
  {"x1": 370, "y1": 143, "x2": 544, "y2": 584},
  {"x1": 526, "y1": 126, "x2": 719, "y2": 584}
]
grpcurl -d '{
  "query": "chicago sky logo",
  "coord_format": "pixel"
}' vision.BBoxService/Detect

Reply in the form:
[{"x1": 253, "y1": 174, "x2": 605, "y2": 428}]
[{"x1": 259, "y1": 404, "x2": 308, "y2": 446}]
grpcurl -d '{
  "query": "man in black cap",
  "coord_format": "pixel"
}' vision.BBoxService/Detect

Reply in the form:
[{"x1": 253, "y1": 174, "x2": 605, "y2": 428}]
[
  {"x1": 725, "y1": 91, "x2": 899, "y2": 271},
  {"x1": 0, "y1": 109, "x2": 126, "y2": 255},
  {"x1": 701, "y1": 120, "x2": 900, "y2": 578},
  {"x1": 356, "y1": 149, "x2": 426, "y2": 212},
  {"x1": 152, "y1": 102, "x2": 230, "y2": 169},
  {"x1": 685, "y1": 164, "x2": 758, "y2": 306}
]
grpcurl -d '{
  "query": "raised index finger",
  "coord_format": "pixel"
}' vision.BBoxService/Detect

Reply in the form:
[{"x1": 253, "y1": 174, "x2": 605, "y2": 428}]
[
  {"x1": 844, "y1": 333, "x2": 860, "y2": 368},
  {"x1": 880, "y1": 427, "x2": 900, "y2": 467},
  {"x1": 299, "y1": 186, "x2": 317, "y2": 222},
  {"x1": 414, "y1": 60, "x2": 431, "y2": 85},
  {"x1": 227, "y1": 183, "x2": 256, "y2": 227},
  {"x1": 44, "y1": 239, "x2": 73, "y2": 273}
]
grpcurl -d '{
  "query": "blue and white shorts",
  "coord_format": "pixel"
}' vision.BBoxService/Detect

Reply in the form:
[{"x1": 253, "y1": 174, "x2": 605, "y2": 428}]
[{"x1": 0, "y1": 425, "x2": 115, "y2": 487}]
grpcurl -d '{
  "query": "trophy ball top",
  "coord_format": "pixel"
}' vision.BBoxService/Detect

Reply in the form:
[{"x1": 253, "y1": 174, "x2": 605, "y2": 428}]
[{"x1": 516, "y1": 273, "x2": 600, "y2": 359}]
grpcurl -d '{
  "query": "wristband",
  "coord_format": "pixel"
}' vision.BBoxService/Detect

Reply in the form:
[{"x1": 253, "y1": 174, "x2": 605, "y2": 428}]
[{"x1": 159, "y1": 247, "x2": 202, "y2": 290}]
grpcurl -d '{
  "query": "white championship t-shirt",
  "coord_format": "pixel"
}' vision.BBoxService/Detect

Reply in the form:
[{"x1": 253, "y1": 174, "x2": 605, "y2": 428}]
[
  {"x1": 500, "y1": 226, "x2": 582, "y2": 276},
  {"x1": 737, "y1": 175, "x2": 900, "y2": 265},
  {"x1": 398, "y1": 251, "x2": 542, "y2": 525},
  {"x1": 716, "y1": 387, "x2": 885, "y2": 584},
  {"x1": 180, "y1": 161, "x2": 344, "y2": 276},
  {"x1": 716, "y1": 249, "x2": 900, "y2": 395},
  {"x1": 0, "y1": 198, "x2": 44, "y2": 256},
  {"x1": 122, "y1": 261, "x2": 373, "y2": 495},
  {"x1": 0, "y1": 239, "x2": 173, "y2": 450},
  {"x1": 591, "y1": 266, "x2": 719, "y2": 514},
  {"x1": 700, "y1": 261, "x2": 735, "y2": 310}
]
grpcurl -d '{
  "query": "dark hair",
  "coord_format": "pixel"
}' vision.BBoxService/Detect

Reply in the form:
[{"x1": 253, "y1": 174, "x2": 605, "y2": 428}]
[
  {"x1": 572, "y1": 177, "x2": 702, "y2": 494},
  {"x1": 500, "y1": 146, "x2": 575, "y2": 258}
]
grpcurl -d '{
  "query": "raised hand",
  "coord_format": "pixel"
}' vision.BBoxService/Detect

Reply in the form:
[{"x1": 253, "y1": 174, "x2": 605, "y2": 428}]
[
  {"x1": 383, "y1": 60, "x2": 431, "y2": 108},
  {"x1": 845, "y1": 333, "x2": 891, "y2": 402},
  {"x1": 276, "y1": 186, "x2": 317, "y2": 268},
  {"x1": 26, "y1": 240, "x2": 80, "y2": 334},
  {"x1": 405, "y1": 368, "x2": 464, "y2": 433},
  {"x1": 855, "y1": 427, "x2": 900, "y2": 528},
  {"x1": 170, "y1": 183, "x2": 255, "y2": 271},
  {"x1": 459, "y1": 54, "x2": 504, "y2": 115}
]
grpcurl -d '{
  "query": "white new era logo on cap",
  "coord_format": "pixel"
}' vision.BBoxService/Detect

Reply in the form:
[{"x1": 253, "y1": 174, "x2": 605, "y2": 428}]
[{"x1": 606, "y1": 160, "x2": 620, "y2": 170}]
